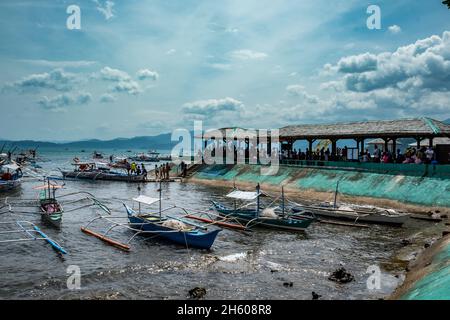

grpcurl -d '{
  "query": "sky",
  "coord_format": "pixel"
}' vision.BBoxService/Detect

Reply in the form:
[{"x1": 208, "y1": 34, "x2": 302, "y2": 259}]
[{"x1": 0, "y1": 0, "x2": 449, "y2": 141}]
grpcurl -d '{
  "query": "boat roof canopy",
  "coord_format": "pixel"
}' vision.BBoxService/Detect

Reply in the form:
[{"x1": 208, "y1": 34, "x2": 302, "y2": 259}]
[
  {"x1": 132, "y1": 195, "x2": 160, "y2": 205},
  {"x1": 226, "y1": 190, "x2": 260, "y2": 200},
  {"x1": 2, "y1": 163, "x2": 20, "y2": 171}
]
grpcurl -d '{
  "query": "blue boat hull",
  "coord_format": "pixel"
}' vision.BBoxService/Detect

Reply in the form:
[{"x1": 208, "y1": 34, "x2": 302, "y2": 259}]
[{"x1": 127, "y1": 214, "x2": 220, "y2": 250}]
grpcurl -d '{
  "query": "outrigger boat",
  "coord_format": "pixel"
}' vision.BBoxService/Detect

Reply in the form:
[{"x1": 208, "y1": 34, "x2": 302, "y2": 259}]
[
  {"x1": 290, "y1": 182, "x2": 410, "y2": 227},
  {"x1": 34, "y1": 179, "x2": 64, "y2": 228},
  {"x1": 129, "y1": 151, "x2": 160, "y2": 162},
  {"x1": 212, "y1": 185, "x2": 315, "y2": 232},
  {"x1": 0, "y1": 220, "x2": 67, "y2": 255},
  {"x1": 81, "y1": 183, "x2": 221, "y2": 251},
  {"x1": 61, "y1": 162, "x2": 146, "y2": 182},
  {"x1": 0, "y1": 163, "x2": 22, "y2": 192}
]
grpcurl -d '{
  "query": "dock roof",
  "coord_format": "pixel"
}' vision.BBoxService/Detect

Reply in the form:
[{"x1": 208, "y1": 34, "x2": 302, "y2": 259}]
[{"x1": 279, "y1": 118, "x2": 450, "y2": 141}]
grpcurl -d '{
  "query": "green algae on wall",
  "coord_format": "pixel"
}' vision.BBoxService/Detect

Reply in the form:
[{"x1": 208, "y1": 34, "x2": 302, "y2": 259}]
[
  {"x1": 401, "y1": 242, "x2": 450, "y2": 300},
  {"x1": 193, "y1": 165, "x2": 450, "y2": 207}
]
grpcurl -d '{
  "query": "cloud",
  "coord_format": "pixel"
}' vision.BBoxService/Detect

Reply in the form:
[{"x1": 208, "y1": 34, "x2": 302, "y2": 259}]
[
  {"x1": 286, "y1": 85, "x2": 319, "y2": 103},
  {"x1": 337, "y1": 53, "x2": 378, "y2": 74},
  {"x1": 166, "y1": 49, "x2": 176, "y2": 55},
  {"x1": 99, "y1": 93, "x2": 117, "y2": 103},
  {"x1": 111, "y1": 80, "x2": 141, "y2": 95},
  {"x1": 328, "y1": 31, "x2": 450, "y2": 93},
  {"x1": 229, "y1": 49, "x2": 268, "y2": 61},
  {"x1": 17, "y1": 60, "x2": 97, "y2": 68},
  {"x1": 38, "y1": 92, "x2": 92, "y2": 111},
  {"x1": 100, "y1": 66, "x2": 131, "y2": 82},
  {"x1": 182, "y1": 97, "x2": 243, "y2": 118},
  {"x1": 93, "y1": 0, "x2": 115, "y2": 20},
  {"x1": 207, "y1": 63, "x2": 232, "y2": 71},
  {"x1": 136, "y1": 69, "x2": 159, "y2": 81},
  {"x1": 4, "y1": 69, "x2": 77, "y2": 92},
  {"x1": 388, "y1": 25, "x2": 402, "y2": 34}
]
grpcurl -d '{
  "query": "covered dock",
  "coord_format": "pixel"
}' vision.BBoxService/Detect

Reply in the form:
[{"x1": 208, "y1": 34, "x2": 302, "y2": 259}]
[{"x1": 279, "y1": 118, "x2": 450, "y2": 162}]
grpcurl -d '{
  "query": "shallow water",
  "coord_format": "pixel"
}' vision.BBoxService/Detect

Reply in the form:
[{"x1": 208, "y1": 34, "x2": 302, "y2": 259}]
[{"x1": 0, "y1": 149, "x2": 442, "y2": 300}]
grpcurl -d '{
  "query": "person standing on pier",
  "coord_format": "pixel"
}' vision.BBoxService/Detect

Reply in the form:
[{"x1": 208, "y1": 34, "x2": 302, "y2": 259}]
[
  {"x1": 141, "y1": 163, "x2": 147, "y2": 180},
  {"x1": 154, "y1": 164, "x2": 159, "y2": 180}
]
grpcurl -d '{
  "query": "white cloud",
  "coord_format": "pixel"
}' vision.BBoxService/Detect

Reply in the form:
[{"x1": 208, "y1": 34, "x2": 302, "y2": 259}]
[
  {"x1": 286, "y1": 85, "x2": 319, "y2": 104},
  {"x1": 4, "y1": 69, "x2": 77, "y2": 92},
  {"x1": 111, "y1": 80, "x2": 141, "y2": 95},
  {"x1": 38, "y1": 92, "x2": 92, "y2": 111},
  {"x1": 166, "y1": 49, "x2": 176, "y2": 55},
  {"x1": 136, "y1": 69, "x2": 159, "y2": 81},
  {"x1": 229, "y1": 49, "x2": 268, "y2": 61},
  {"x1": 17, "y1": 60, "x2": 97, "y2": 68},
  {"x1": 388, "y1": 25, "x2": 402, "y2": 34},
  {"x1": 100, "y1": 66, "x2": 131, "y2": 82},
  {"x1": 207, "y1": 63, "x2": 232, "y2": 71},
  {"x1": 183, "y1": 97, "x2": 243, "y2": 117},
  {"x1": 93, "y1": 0, "x2": 115, "y2": 20},
  {"x1": 329, "y1": 31, "x2": 450, "y2": 93},
  {"x1": 337, "y1": 53, "x2": 378, "y2": 74},
  {"x1": 99, "y1": 93, "x2": 117, "y2": 103}
]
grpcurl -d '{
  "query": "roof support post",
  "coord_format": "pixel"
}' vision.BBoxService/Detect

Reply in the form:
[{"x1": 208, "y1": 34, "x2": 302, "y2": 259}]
[
  {"x1": 383, "y1": 138, "x2": 390, "y2": 153},
  {"x1": 331, "y1": 140, "x2": 337, "y2": 159},
  {"x1": 416, "y1": 137, "x2": 421, "y2": 149},
  {"x1": 392, "y1": 138, "x2": 397, "y2": 158},
  {"x1": 429, "y1": 137, "x2": 434, "y2": 148}
]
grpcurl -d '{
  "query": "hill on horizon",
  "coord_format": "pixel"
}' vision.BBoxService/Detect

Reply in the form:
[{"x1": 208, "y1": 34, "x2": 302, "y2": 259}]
[{"x1": 0, "y1": 132, "x2": 179, "y2": 151}]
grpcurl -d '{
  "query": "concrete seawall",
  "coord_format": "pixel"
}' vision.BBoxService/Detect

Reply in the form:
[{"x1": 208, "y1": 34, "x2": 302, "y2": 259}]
[
  {"x1": 189, "y1": 164, "x2": 450, "y2": 211},
  {"x1": 391, "y1": 235, "x2": 450, "y2": 300}
]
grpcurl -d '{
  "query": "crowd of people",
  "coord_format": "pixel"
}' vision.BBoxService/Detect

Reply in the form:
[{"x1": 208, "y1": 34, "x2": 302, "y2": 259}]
[
  {"x1": 281, "y1": 145, "x2": 442, "y2": 165},
  {"x1": 153, "y1": 163, "x2": 171, "y2": 180}
]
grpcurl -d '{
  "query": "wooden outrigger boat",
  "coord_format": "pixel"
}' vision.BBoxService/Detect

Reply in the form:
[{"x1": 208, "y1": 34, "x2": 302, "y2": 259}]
[
  {"x1": 81, "y1": 183, "x2": 222, "y2": 251},
  {"x1": 212, "y1": 185, "x2": 315, "y2": 232},
  {"x1": 290, "y1": 182, "x2": 410, "y2": 227},
  {"x1": 0, "y1": 163, "x2": 22, "y2": 192},
  {"x1": 34, "y1": 179, "x2": 64, "y2": 228},
  {"x1": 61, "y1": 162, "x2": 146, "y2": 182},
  {"x1": 0, "y1": 220, "x2": 67, "y2": 255}
]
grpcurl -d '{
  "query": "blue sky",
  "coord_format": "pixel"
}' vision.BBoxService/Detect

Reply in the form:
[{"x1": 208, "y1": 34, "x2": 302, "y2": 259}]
[{"x1": 0, "y1": 0, "x2": 449, "y2": 141}]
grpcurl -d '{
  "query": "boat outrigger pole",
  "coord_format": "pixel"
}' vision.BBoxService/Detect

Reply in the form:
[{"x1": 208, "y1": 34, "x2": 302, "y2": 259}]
[
  {"x1": 334, "y1": 181, "x2": 340, "y2": 209},
  {"x1": 282, "y1": 186, "x2": 285, "y2": 216},
  {"x1": 159, "y1": 180, "x2": 162, "y2": 219},
  {"x1": 256, "y1": 183, "x2": 260, "y2": 218}
]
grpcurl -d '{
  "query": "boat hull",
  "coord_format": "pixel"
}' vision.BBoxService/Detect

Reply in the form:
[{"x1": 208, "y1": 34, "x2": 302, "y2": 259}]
[
  {"x1": 40, "y1": 199, "x2": 63, "y2": 228},
  {"x1": 212, "y1": 201, "x2": 314, "y2": 231},
  {"x1": 62, "y1": 171, "x2": 146, "y2": 182},
  {"x1": 292, "y1": 206, "x2": 408, "y2": 226},
  {"x1": 128, "y1": 215, "x2": 220, "y2": 250},
  {"x1": 0, "y1": 179, "x2": 21, "y2": 192}
]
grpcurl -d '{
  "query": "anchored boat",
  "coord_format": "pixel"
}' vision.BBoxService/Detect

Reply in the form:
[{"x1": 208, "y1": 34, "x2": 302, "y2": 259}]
[
  {"x1": 0, "y1": 163, "x2": 22, "y2": 192},
  {"x1": 35, "y1": 179, "x2": 64, "y2": 228},
  {"x1": 212, "y1": 185, "x2": 315, "y2": 232},
  {"x1": 291, "y1": 182, "x2": 410, "y2": 226},
  {"x1": 124, "y1": 194, "x2": 220, "y2": 249},
  {"x1": 61, "y1": 162, "x2": 146, "y2": 182}
]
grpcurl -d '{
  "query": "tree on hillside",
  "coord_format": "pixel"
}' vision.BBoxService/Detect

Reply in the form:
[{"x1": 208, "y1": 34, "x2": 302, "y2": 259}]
[{"x1": 444, "y1": 0, "x2": 450, "y2": 9}]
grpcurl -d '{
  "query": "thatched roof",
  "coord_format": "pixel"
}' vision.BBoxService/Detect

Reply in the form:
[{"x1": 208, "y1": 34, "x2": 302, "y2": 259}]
[
  {"x1": 197, "y1": 127, "x2": 272, "y2": 140},
  {"x1": 280, "y1": 118, "x2": 450, "y2": 141}
]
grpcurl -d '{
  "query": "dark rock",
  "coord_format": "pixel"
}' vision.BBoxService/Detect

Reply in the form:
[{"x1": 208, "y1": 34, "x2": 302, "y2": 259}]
[
  {"x1": 312, "y1": 291, "x2": 322, "y2": 300},
  {"x1": 189, "y1": 287, "x2": 207, "y2": 299},
  {"x1": 283, "y1": 282, "x2": 293, "y2": 287},
  {"x1": 443, "y1": 230, "x2": 450, "y2": 237},
  {"x1": 401, "y1": 239, "x2": 411, "y2": 246},
  {"x1": 328, "y1": 267, "x2": 354, "y2": 284},
  {"x1": 441, "y1": 214, "x2": 448, "y2": 219},
  {"x1": 424, "y1": 243, "x2": 430, "y2": 248}
]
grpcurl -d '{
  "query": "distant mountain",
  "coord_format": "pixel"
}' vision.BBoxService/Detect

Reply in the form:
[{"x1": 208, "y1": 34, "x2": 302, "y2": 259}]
[
  {"x1": 444, "y1": 119, "x2": 450, "y2": 125},
  {"x1": 0, "y1": 132, "x2": 181, "y2": 151}
]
